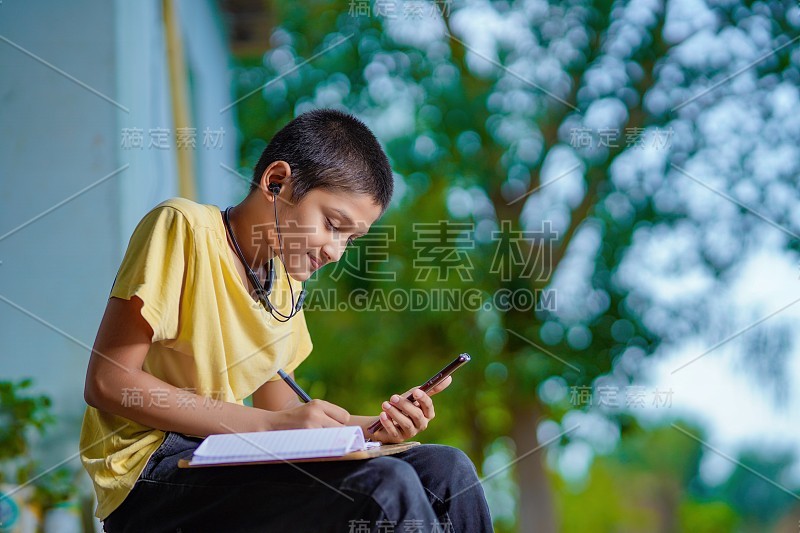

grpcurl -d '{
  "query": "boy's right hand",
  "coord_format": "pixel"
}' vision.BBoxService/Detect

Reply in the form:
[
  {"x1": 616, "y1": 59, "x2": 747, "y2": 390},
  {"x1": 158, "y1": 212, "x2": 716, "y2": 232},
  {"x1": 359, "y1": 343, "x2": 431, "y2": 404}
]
[{"x1": 269, "y1": 399, "x2": 350, "y2": 430}]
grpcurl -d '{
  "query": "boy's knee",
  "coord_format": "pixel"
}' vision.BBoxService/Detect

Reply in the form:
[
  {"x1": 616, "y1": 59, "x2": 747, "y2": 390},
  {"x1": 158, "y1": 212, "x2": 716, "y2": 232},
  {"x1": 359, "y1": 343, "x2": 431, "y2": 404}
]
[
  {"x1": 421, "y1": 444, "x2": 480, "y2": 480},
  {"x1": 341, "y1": 457, "x2": 436, "y2": 526},
  {"x1": 356, "y1": 456, "x2": 424, "y2": 493}
]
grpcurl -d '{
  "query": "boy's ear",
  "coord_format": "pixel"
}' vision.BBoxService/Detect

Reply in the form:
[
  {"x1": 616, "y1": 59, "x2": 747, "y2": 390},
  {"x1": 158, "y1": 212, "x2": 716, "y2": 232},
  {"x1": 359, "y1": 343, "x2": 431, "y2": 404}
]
[{"x1": 258, "y1": 161, "x2": 292, "y2": 202}]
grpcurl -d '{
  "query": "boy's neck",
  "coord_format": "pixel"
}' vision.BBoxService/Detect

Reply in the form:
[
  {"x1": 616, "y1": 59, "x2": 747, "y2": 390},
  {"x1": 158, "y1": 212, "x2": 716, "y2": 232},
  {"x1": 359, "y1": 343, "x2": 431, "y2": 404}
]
[{"x1": 224, "y1": 197, "x2": 277, "y2": 271}]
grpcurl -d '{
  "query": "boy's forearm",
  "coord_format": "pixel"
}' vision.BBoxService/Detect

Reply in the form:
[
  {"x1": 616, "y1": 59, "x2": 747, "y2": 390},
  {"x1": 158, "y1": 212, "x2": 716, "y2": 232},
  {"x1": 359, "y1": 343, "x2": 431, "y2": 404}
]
[
  {"x1": 90, "y1": 368, "x2": 272, "y2": 437},
  {"x1": 253, "y1": 400, "x2": 379, "y2": 435},
  {"x1": 350, "y1": 414, "x2": 380, "y2": 434}
]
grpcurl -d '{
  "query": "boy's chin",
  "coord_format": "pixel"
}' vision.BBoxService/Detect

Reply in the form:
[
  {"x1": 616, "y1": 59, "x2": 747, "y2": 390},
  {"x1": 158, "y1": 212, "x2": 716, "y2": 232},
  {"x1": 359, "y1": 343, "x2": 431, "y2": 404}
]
[{"x1": 286, "y1": 267, "x2": 312, "y2": 283}]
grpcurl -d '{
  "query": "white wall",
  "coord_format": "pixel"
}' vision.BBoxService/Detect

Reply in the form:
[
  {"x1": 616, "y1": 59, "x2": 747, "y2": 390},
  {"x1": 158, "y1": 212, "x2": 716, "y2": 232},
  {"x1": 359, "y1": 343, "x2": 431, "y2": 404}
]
[
  {"x1": 0, "y1": 0, "x2": 237, "y2": 489},
  {"x1": 0, "y1": 0, "x2": 121, "y2": 433},
  {"x1": 114, "y1": 0, "x2": 239, "y2": 240},
  {"x1": 177, "y1": 0, "x2": 240, "y2": 203}
]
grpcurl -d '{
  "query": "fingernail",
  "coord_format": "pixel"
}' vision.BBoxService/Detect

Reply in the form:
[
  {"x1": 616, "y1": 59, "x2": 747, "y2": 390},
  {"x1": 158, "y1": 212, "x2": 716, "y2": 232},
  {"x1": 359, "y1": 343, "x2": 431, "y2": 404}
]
[
  {"x1": 383, "y1": 401, "x2": 392, "y2": 409},
  {"x1": 413, "y1": 389, "x2": 422, "y2": 398},
  {"x1": 391, "y1": 395, "x2": 400, "y2": 403}
]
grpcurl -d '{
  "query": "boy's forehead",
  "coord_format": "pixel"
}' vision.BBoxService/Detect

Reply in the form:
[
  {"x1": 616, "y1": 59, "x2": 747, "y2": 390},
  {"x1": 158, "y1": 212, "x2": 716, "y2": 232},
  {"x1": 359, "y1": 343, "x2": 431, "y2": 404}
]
[{"x1": 308, "y1": 188, "x2": 382, "y2": 226}]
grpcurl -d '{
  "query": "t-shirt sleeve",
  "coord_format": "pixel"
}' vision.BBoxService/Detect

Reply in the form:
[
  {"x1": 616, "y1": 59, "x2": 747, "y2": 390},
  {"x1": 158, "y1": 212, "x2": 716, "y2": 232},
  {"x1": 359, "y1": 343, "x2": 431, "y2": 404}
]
[
  {"x1": 268, "y1": 308, "x2": 314, "y2": 381},
  {"x1": 109, "y1": 205, "x2": 194, "y2": 343}
]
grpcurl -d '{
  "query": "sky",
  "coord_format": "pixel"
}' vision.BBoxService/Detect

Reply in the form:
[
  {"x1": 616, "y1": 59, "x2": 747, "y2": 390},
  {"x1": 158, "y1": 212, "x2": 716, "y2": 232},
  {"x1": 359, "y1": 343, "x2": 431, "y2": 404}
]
[{"x1": 641, "y1": 243, "x2": 800, "y2": 487}]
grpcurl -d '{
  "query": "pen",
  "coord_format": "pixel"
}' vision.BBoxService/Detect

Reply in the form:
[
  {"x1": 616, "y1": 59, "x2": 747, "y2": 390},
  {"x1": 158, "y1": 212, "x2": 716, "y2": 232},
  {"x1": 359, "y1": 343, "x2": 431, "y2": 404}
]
[
  {"x1": 277, "y1": 369, "x2": 312, "y2": 403},
  {"x1": 278, "y1": 368, "x2": 378, "y2": 443}
]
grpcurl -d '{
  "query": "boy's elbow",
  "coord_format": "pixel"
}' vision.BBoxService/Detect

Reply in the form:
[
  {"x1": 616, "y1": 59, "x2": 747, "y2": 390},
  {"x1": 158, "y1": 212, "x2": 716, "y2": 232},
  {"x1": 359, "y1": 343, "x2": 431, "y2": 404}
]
[
  {"x1": 84, "y1": 378, "x2": 103, "y2": 408},
  {"x1": 84, "y1": 372, "x2": 114, "y2": 409}
]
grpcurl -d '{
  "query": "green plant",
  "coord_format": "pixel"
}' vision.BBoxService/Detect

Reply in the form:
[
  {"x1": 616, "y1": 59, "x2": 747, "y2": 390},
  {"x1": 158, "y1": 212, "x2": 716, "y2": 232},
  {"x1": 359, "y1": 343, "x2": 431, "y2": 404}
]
[
  {"x1": 0, "y1": 379, "x2": 54, "y2": 485},
  {"x1": 32, "y1": 467, "x2": 78, "y2": 510}
]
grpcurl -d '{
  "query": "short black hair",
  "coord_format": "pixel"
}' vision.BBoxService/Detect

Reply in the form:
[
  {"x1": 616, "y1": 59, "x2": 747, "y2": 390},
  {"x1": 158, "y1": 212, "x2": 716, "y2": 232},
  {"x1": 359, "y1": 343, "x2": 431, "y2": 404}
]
[{"x1": 250, "y1": 109, "x2": 394, "y2": 214}]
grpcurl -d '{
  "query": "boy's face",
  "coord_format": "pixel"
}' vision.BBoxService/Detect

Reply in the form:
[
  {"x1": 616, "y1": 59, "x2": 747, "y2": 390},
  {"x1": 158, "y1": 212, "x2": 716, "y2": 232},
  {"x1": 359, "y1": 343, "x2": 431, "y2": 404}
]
[{"x1": 271, "y1": 185, "x2": 383, "y2": 282}]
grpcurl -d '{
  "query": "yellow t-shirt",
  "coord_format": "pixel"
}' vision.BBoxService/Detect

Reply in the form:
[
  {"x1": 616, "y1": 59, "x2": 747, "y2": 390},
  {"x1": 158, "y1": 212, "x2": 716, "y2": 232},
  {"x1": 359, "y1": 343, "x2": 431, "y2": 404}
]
[{"x1": 79, "y1": 197, "x2": 313, "y2": 520}]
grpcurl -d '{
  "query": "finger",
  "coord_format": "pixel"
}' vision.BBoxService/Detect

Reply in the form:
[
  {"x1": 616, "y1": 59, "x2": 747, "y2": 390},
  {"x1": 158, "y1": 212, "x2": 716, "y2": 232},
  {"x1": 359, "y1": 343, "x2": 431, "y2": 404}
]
[
  {"x1": 378, "y1": 411, "x2": 402, "y2": 440},
  {"x1": 401, "y1": 388, "x2": 421, "y2": 404},
  {"x1": 410, "y1": 388, "x2": 435, "y2": 420},
  {"x1": 366, "y1": 416, "x2": 382, "y2": 436},
  {"x1": 383, "y1": 400, "x2": 416, "y2": 434},
  {"x1": 428, "y1": 375, "x2": 453, "y2": 395},
  {"x1": 392, "y1": 392, "x2": 428, "y2": 426},
  {"x1": 318, "y1": 400, "x2": 350, "y2": 424},
  {"x1": 370, "y1": 423, "x2": 394, "y2": 443}
]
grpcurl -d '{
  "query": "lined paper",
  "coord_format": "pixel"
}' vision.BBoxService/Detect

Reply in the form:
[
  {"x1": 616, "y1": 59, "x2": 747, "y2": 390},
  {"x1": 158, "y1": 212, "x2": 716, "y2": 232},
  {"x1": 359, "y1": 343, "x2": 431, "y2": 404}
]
[{"x1": 190, "y1": 426, "x2": 380, "y2": 465}]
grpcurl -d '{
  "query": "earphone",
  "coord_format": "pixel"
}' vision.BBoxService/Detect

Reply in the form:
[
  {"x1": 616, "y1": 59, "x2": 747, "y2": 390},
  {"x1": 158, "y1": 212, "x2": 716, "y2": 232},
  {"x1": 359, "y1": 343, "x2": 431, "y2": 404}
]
[{"x1": 223, "y1": 182, "x2": 307, "y2": 322}]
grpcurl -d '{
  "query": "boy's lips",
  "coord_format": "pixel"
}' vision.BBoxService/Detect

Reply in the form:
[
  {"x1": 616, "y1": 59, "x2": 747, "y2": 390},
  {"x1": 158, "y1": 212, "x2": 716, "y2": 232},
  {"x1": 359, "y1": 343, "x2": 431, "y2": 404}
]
[{"x1": 308, "y1": 253, "x2": 322, "y2": 270}]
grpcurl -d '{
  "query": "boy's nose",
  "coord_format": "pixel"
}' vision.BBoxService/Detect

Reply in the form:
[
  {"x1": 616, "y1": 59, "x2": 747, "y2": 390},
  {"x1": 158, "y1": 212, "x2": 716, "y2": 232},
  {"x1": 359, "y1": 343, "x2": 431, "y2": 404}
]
[{"x1": 321, "y1": 241, "x2": 344, "y2": 264}]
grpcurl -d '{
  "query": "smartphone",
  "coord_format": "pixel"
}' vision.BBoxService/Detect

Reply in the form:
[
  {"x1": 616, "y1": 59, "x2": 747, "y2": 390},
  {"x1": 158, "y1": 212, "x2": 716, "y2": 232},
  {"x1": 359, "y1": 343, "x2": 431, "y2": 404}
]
[
  {"x1": 417, "y1": 353, "x2": 471, "y2": 395},
  {"x1": 367, "y1": 353, "x2": 471, "y2": 434}
]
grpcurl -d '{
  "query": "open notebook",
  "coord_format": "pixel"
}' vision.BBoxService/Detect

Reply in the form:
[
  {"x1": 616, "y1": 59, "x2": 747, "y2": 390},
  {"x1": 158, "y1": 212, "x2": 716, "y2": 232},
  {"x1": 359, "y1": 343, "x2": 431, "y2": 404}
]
[{"x1": 185, "y1": 426, "x2": 384, "y2": 466}]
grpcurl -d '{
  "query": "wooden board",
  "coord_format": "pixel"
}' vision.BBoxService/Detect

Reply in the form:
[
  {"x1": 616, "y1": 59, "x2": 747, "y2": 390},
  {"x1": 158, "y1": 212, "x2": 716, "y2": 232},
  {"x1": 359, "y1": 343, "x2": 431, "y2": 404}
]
[{"x1": 178, "y1": 441, "x2": 421, "y2": 468}]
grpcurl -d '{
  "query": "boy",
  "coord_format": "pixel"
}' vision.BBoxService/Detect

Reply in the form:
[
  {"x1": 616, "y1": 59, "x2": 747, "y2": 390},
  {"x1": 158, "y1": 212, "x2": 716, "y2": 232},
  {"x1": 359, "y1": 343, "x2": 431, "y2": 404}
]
[{"x1": 81, "y1": 109, "x2": 492, "y2": 531}]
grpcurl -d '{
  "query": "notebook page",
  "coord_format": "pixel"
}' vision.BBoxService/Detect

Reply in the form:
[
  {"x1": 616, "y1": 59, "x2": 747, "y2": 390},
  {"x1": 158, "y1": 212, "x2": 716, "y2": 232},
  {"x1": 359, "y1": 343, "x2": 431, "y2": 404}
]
[{"x1": 191, "y1": 426, "x2": 369, "y2": 465}]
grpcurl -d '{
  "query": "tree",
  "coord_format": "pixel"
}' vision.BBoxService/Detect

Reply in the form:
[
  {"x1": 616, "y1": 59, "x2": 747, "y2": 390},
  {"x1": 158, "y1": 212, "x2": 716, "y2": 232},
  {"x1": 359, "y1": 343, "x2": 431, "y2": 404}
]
[{"x1": 231, "y1": 0, "x2": 800, "y2": 529}]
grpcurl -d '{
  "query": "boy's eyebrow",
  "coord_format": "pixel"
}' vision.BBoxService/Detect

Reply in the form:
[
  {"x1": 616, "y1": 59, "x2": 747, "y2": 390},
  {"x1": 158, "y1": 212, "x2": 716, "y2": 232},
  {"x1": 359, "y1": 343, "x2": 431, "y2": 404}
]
[
  {"x1": 331, "y1": 208, "x2": 355, "y2": 227},
  {"x1": 333, "y1": 207, "x2": 355, "y2": 226},
  {"x1": 330, "y1": 208, "x2": 367, "y2": 237}
]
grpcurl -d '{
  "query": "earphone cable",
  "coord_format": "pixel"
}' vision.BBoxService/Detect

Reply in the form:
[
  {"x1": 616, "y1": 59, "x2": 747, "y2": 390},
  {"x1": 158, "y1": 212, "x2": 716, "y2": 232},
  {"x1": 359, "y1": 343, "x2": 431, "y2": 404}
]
[{"x1": 223, "y1": 205, "x2": 302, "y2": 322}]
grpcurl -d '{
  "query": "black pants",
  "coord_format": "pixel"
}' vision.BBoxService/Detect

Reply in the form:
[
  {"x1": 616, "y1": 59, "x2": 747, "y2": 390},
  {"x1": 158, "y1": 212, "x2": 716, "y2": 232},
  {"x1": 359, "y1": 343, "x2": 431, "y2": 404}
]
[{"x1": 103, "y1": 431, "x2": 494, "y2": 532}]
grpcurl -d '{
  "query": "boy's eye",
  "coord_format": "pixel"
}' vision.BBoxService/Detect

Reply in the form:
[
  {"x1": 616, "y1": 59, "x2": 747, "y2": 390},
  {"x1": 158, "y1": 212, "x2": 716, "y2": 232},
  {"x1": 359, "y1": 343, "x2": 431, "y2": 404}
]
[{"x1": 327, "y1": 218, "x2": 356, "y2": 247}]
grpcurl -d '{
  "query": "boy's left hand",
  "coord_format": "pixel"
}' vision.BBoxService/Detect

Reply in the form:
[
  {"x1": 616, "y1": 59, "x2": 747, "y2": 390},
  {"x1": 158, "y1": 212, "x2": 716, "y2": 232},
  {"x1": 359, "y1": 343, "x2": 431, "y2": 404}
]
[{"x1": 371, "y1": 376, "x2": 453, "y2": 444}]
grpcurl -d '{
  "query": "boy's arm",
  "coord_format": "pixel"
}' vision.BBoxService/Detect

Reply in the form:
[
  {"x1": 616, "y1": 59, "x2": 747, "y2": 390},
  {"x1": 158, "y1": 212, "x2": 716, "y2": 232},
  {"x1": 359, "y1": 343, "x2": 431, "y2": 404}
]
[
  {"x1": 84, "y1": 296, "x2": 348, "y2": 437},
  {"x1": 251, "y1": 373, "x2": 452, "y2": 442},
  {"x1": 250, "y1": 383, "x2": 436, "y2": 442},
  {"x1": 350, "y1": 414, "x2": 382, "y2": 434},
  {"x1": 252, "y1": 377, "x2": 381, "y2": 434},
  {"x1": 251, "y1": 373, "x2": 305, "y2": 411}
]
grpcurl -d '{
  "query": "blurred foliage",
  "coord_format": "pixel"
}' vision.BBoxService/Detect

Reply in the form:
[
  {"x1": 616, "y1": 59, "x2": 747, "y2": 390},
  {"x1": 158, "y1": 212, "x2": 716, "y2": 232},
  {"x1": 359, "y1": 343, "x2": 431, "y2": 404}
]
[
  {"x1": 0, "y1": 378, "x2": 53, "y2": 485},
  {"x1": 555, "y1": 420, "x2": 742, "y2": 532},
  {"x1": 229, "y1": 0, "x2": 800, "y2": 529},
  {"x1": 0, "y1": 380, "x2": 81, "y2": 517},
  {"x1": 712, "y1": 448, "x2": 799, "y2": 530},
  {"x1": 554, "y1": 418, "x2": 800, "y2": 532},
  {"x1": 31, "y1": 467, "x2": 79, "y2": 510}
]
